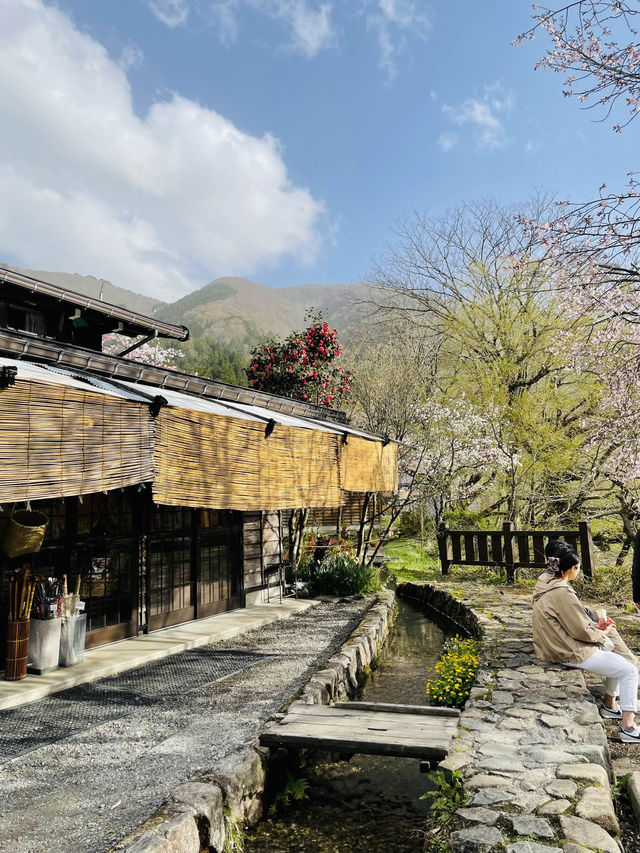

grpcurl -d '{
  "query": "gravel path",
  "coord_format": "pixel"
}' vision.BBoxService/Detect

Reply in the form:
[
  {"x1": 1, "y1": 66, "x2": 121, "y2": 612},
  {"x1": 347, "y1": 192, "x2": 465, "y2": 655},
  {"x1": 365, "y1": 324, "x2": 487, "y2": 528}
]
[{"x1": 0, "y1": 599, "x2": 370, "y2": 853}]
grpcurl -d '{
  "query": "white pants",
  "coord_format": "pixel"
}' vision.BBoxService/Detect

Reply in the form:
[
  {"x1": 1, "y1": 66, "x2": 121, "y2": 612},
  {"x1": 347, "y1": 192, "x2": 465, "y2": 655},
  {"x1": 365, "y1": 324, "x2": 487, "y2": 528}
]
[{"x1": 571, "y1": 650, "x2": 639, "y2": 712}]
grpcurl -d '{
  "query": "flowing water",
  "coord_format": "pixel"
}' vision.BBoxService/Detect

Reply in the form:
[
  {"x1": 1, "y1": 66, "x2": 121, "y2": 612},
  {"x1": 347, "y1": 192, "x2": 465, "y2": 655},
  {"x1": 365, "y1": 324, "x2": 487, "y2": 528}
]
[{"x1": 245, "y1": 596, "x2": 452, "y2": 853}]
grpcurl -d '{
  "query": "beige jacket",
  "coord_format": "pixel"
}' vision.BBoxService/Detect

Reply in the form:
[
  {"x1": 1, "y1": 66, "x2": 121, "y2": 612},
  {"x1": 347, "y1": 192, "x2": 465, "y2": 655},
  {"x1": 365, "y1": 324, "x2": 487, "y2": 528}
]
[{"x1": 532, "y1": 573, "x2": 608, "y2": 664}]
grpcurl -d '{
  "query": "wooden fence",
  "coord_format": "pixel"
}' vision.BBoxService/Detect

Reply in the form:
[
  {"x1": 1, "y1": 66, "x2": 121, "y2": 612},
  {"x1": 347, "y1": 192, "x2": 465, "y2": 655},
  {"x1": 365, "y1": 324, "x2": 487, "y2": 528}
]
[{"x1": 437, "y1": 521, "x2": 595, "y2": 583}]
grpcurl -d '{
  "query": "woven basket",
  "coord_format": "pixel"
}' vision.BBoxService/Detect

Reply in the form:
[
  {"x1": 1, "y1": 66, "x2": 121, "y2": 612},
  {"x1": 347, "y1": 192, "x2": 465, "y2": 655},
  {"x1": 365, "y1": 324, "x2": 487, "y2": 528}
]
[{"x1": 2, "y1": 510, "x2": 48, "y2": 558}]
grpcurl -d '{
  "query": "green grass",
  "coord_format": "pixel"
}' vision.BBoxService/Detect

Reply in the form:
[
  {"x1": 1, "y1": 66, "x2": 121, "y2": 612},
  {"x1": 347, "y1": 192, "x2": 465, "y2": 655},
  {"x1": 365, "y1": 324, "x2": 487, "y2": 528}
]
[
  {"x1": 384, "y1": 536, "x2": 534, "y2": 588},
  {"x1": 384, "y1": 538, "x2": 441, "y2": 583},
  {"x1": 384, "y1": 536, "x2": 636, "y2": 604}
]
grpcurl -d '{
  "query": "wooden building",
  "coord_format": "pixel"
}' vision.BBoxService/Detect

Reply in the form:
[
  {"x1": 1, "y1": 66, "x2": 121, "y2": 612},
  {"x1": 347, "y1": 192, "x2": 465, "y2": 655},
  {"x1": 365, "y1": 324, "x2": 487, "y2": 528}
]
[{"x1": 0, "y1": 268, "x2": 397, "y2": 658}]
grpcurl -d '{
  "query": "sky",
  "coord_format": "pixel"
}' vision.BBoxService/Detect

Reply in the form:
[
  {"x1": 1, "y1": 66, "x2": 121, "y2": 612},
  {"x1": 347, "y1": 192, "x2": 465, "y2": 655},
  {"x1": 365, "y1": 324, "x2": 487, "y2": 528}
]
[{"x1": 0, "y1": 0, "x2": 637, "y2": 301}]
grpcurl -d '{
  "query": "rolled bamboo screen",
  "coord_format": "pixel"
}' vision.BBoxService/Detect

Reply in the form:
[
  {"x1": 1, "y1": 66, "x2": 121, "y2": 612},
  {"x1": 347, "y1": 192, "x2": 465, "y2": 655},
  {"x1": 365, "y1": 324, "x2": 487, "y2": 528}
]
[
  {"x1": 153, "y1": 408, "x2": 343, "y2": 510},
  {"x1": 0, "y1": 379, "x2": 154, "y2": 502},
  {"x1": 339, "y1": 438, "x2": 398, "y2": 494}
]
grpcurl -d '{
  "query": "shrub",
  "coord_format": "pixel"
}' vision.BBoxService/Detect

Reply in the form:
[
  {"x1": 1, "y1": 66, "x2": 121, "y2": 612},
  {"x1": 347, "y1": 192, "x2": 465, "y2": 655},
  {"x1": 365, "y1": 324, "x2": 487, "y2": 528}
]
[
  {"x1": 395, "y1": 512, "x2": 437, "y2": 538},
  {"x1": 396, "y1": 512, "x2": 421, "y2": 537},
  {"x1": 442, "y1": 507, "x2": 487, "y2": 530},
  {"x1": 296, "y1": 533, "x2": 355, "y2": 581},
  {"x1": 313, "y1": 550, "x2": 381, "y2": 597},
  {"x1": 589, "y1": 516, "x2": 624, "y2": 548},
  {"x1": 426, "y1": 636, "x2": 480, "y2": 708}
]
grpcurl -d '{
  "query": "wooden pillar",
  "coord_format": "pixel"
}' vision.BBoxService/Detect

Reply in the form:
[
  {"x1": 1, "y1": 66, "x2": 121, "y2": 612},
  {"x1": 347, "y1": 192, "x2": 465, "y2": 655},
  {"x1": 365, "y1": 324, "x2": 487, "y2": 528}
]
[
  {"x1": 579, "y1": 520, "x2": 594, "y2": 580},
  {"x1": 437, "y1": 523, "x2": 452, "y2": 576},
  {"x1": 503, "y1": 521, "x2": 515, "y2": 584}
]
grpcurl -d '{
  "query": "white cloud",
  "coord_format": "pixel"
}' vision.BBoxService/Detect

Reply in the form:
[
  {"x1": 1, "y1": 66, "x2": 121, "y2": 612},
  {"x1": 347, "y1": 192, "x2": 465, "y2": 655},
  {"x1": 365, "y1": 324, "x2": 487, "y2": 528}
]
[
  {"x1": 151, "y1": 1, "x2": 429, "y2": 73},
  {"x1": 0, "y1": 0, "x2": 324, "y2": 299},
  {"x1": 119, "y1": 40, "x2": 144, "y2": 71},
  {"x1": 366, "y1": 0, "x2": 432, "y2": 80},
  {"x1": 442, "y1": 83, "x2": 515, "y2": 152},
  {"x1": 437, "y1": 132, "x2": 459, "y2": 152},
  {"x1": 207, "y1": 1, "x2": 335, "y2": 57},
  {"x1": 284, "y1": 1, "x2": 334, "y2": 57},
  {"x1": 145, "y1": 0, "x2": 189, "y2": 28}
]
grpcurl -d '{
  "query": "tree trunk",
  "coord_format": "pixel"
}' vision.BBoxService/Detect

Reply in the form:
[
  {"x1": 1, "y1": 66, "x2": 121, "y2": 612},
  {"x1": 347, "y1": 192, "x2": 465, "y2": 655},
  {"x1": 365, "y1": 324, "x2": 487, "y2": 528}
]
[
  {"x1": 356, "y1": 492, "x2": 373, "y2": 560},
  {"x1": 288, "y1": 508, "x2": 309, "y2": 567},
  {"x1": 613, "y1": 482, "x2": 639, "y2": 568},
  {"x1": 616, "y1": 536, "x2": 634, "y2": 567}
]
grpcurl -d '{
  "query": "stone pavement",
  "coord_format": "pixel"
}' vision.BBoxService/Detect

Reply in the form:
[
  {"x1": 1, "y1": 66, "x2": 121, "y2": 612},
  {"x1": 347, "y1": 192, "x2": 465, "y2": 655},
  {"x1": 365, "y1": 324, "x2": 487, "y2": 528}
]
[{"x1": 401, "y1": 581, "x2": 626, "y2": 853}]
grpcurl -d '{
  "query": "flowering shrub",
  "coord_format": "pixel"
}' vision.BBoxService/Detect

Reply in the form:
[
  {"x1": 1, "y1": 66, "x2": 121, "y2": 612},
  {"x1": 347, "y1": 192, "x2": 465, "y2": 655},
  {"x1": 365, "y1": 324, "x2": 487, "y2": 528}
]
[
  {"x1": 426, "y1": 636, "x2": 480, "y2": 709},
  {"x1": 245, "y1": 311, "x2": 350, "y2": 407},
  {"x1": 296, "y1": 534, "x2": 353, "y2": 581},
  {"x1": 295, "y1": 534, "x2": 317, "y2": 581},
  {"x1": 314, "y1": 549, "x2": 381, "y2": 597}
]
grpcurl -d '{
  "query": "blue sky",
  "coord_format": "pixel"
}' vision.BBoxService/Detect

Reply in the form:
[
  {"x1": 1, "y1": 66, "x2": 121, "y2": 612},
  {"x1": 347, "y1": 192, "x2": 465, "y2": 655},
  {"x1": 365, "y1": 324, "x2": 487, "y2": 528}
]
[{"x1": 0, "y1": 0, "x2": 636, "y2": 300}]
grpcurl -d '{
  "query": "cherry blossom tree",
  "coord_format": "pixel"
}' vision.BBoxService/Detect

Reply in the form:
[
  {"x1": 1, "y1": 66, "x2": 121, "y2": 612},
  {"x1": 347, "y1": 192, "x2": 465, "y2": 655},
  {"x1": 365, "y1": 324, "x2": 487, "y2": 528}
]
[
  {"x1": 517, "y1": 3, "x2": 640, "y2": 564},
  {"x1": 517, "y1": 2, "x2": 640, "y2": 284},
  {"x1": 102, "y1": 333, "x2": 183, "y2": 368}
]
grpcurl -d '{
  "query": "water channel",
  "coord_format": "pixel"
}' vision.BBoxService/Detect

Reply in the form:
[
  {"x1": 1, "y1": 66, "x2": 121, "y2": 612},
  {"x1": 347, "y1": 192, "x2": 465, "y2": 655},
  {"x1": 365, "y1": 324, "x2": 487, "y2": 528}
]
[{"x1": 245, "y1": 596, "x2": 454, "y2": 853}]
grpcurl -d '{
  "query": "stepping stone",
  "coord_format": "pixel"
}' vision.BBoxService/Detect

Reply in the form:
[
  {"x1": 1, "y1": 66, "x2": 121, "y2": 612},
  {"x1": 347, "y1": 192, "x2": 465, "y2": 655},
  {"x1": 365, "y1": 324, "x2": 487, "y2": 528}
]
[
  {"x1": 507, "y1": 815, "x2": 554, "y2": 839},
  {"x1": 559, "y1": 815, "x2": 619, "y2": 853}
]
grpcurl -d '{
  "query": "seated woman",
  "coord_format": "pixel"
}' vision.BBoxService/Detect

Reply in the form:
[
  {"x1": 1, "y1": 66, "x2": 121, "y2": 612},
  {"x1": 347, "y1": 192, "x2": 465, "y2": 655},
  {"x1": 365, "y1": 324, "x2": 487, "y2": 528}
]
[
  {"x1": 545, "y1": 539, "x2": 640, "y2": 670},
  {"x1": 533, "y1": 542, "x2": 640, "y2": 742}
]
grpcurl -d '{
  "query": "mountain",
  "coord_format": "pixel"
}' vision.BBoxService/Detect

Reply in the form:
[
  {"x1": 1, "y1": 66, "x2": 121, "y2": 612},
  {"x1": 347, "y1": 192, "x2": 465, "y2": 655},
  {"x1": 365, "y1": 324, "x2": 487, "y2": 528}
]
[
  {"x1": 155, "y1": 276, "x2": 377, "y2": 347},
  {"x1": 3, "y1": 266, "x2": 382, "y2": 349},
  {"x1": 3, "y1": 266, "x2": 163, "y2": 317}
]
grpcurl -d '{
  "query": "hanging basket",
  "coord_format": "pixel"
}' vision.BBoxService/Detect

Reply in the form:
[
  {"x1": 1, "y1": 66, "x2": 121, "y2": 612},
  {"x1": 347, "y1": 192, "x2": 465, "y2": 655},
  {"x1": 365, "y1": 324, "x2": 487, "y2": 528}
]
[{"x1": 2, "y1": 510, "x2": 48, "y2": 558}]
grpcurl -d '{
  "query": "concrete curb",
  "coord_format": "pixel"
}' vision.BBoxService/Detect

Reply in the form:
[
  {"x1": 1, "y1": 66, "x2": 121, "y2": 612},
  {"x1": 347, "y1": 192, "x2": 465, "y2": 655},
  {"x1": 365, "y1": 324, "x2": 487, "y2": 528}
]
[{"x1": 110, "y1": 590, "x2": 396, "y2": 853}]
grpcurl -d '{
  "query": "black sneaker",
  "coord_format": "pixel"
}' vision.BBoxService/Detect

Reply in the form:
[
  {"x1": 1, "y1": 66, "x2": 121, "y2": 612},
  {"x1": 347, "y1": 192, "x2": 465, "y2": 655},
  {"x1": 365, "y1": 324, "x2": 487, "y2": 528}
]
[
  {"x1": 601, "y1": 702, "x2": 623, "y2": 719},
  {"x1": 620, "y1": 725, "x2": 640, "y2": 743}
]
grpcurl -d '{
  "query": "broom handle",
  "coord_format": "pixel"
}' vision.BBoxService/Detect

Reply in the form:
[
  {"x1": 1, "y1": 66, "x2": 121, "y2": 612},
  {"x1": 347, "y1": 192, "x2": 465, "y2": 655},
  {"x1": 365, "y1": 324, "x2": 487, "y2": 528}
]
[
  {"x1": 17, "y1": 569, "x2": 30, "y2": 623},
  {"x1": 25, "y1": 580, "x2": 36, "y2": 621}
]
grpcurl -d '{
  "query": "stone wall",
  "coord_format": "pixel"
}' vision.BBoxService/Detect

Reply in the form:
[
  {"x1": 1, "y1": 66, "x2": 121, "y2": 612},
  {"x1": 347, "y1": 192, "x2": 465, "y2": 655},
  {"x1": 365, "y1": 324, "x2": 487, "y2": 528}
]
[
  {"x1": 398, "y1": 581, "x2": 623, "y2": 853},
  {"x1": 112, "y1": 589, "x2": 396, "y2": 853}
]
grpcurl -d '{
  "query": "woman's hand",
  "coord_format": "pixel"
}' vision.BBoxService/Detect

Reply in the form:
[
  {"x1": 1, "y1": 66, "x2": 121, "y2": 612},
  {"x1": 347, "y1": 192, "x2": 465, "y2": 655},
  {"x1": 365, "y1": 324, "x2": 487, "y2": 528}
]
[{"x1": 597, "y1": 617, "x2": 615, "y2": 630}]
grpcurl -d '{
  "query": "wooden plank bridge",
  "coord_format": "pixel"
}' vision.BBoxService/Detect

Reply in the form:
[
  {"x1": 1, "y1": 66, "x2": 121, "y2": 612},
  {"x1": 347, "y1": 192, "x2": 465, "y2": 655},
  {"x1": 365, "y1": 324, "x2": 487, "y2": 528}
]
[{"x1": 259, "y1": 701, "x2": 460, "y2": 764}]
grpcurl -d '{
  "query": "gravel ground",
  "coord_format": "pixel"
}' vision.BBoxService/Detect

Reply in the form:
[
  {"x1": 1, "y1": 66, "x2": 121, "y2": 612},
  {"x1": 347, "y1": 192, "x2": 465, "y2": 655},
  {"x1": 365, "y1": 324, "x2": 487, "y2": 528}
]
[{"x1": 0, "y1": 599, "x2": 370, "y2": 853}]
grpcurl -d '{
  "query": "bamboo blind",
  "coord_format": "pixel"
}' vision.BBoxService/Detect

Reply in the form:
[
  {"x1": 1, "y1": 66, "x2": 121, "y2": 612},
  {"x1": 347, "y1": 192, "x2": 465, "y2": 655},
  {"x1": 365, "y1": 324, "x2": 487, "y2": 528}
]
[
  {"x1": 153, "y1": 408, "x2": 343, "y2": 510},
  {"x1": 339, "y1": 438, "x2": 398, "y2": 493},
  {"x1": 309, "y1": 491, "x2": 371, "y2": 527},
  {"x1": 0, "y1": 378, "x2": 154, "y2": 502}
]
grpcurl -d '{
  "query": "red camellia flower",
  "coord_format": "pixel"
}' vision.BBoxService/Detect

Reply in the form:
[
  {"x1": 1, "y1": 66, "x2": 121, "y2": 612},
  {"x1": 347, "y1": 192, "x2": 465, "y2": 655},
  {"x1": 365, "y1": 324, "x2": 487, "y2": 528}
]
[{"x1": 245, "y1": 310, "x2": 350, "y2": 408}]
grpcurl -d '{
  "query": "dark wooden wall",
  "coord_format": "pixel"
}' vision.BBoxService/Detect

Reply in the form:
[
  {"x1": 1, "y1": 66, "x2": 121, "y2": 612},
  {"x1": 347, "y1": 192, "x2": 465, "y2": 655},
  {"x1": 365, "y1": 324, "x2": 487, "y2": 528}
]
[{"x1": 242, "y1": 511, "x2": 282, "y2": 605}]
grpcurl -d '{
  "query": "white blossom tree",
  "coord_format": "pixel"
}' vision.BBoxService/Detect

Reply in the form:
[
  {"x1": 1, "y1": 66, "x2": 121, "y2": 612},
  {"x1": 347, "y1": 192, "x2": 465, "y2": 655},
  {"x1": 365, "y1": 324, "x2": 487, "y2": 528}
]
[{"x1": 102, "y1": 333, "x2": 183, "y2": 369}]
